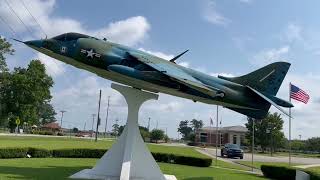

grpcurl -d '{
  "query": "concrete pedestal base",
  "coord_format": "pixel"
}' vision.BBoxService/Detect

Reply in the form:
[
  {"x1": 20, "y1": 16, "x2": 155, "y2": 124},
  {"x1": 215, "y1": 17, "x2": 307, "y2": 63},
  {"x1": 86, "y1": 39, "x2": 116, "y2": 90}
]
[{"x1": 70, "y1": 83, "x2": 176, "y2": 180}]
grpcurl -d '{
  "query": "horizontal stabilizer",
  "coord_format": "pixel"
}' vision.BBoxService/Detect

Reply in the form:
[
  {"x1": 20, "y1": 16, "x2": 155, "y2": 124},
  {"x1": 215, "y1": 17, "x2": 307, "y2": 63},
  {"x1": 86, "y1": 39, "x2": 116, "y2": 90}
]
[{"x1": 247, "y1": 86, "x2": 292, "y2": 118}]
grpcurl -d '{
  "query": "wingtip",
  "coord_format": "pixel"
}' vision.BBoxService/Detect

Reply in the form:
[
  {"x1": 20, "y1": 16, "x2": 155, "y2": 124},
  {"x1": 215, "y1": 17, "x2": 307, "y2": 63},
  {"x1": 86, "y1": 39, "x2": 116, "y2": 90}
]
[{"x1": 11, "y1": 38, "x2": 24, "y2": 43}]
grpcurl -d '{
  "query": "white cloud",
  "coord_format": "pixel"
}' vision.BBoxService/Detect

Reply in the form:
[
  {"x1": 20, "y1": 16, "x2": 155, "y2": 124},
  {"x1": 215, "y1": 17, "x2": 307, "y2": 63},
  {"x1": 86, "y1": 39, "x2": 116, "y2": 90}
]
[
  {"x1": 138, "y1": 48, "x2": 174, "y2": 60},
  {"x1": 202, "y1": 0, "x2": 230, "y2": 26},
  {"x1": 138, "y1": 48, "x2": 190, "y2": 68},
  {"x1": 251, "y1": 46, "x2": 290, "y2": 66},
  {"x1": 210, "y1": 72, "x2": 235, "y2": 77},
  {"x1": 274, "y1": 73, "x2": 320, "y2": 139},
  {"x1": 35, "y1": 52, "x2": 65, "y2": 77},
  {"x1": 178, "y1": 61, "x2": 190, "y2": 68},
  {"x1": 95, "y1": 16, "x2": 150, "y2": 46},
  {"x1": 0, "y1": 0, "x2": 150, "y2": 46},
  {"x1": 285, "y1": 23, "x2": 303, "y2": 42},
  {"x1": 239, "y1": 0, "x2": 253, "y2": 4},
  {"x1": 0, "y1": 0, "x2": 151, "y2": 77}
]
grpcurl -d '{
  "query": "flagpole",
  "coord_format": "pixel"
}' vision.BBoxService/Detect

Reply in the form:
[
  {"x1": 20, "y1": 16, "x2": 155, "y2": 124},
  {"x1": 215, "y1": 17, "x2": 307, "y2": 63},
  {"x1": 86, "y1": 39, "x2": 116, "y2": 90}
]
[
  {"x1": 216, "y1": 105, "x2": 219, "y2": 166},
  {"x1": 289, "y1": 82, "x2": 292, "y2": 166}
]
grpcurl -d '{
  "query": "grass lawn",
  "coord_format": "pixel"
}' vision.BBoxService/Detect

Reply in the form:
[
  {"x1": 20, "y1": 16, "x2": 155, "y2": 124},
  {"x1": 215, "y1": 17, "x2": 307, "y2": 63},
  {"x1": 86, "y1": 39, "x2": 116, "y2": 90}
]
[
  {"x1": 0, "y1": 158, "x2": 266, "y2": 180},
  {"x1": 235, "y1": 161, "x2": 302, "y2": 170},
  {"x1": 0, "y1": 135, "x2": 207, "y2": 158},
  {"x1": 305, "y1": 166, "x2": 320, "y2": 177},
  {"x1": 211, "y1": 159, "x2": 251, "y2": 171}
]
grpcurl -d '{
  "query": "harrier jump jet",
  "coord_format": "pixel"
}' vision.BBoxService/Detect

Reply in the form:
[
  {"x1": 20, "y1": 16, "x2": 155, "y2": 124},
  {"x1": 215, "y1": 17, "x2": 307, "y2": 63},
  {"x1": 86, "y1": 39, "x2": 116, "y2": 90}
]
[{"x1": 20, "y1": 32, "x2": 293, "y2": 119}]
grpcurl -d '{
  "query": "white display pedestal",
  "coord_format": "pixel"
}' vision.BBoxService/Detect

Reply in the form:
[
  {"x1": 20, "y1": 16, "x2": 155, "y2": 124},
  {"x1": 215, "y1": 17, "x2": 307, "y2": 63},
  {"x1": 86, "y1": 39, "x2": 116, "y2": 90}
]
[{"x1": 70, "y1": 83, "x2": 176, "y2": 180}]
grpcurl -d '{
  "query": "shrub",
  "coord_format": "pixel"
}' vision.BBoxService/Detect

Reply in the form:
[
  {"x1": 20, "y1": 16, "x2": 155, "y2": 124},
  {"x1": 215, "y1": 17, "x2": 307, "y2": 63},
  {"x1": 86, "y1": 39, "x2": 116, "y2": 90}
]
[
  {"x1": 261, "y1": 165, "x2": 296, "y2": 180},
  {"x1": 0, "y1": 148, "x2": 28, "y2": 158}
]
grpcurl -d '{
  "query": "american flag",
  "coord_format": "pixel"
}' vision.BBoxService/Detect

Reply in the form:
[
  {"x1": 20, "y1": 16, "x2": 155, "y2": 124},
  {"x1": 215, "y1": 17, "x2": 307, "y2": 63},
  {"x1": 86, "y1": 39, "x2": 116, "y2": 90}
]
[{"x1": 290, "y1": 84, "x2": 310, "y2": 104}]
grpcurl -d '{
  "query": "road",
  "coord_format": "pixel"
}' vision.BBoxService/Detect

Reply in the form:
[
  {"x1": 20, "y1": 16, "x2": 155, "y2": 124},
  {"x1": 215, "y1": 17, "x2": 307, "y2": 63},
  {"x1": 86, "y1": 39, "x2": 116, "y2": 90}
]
[{"x1": 199, "y1": 147, "x2": 320, "y2": 165}]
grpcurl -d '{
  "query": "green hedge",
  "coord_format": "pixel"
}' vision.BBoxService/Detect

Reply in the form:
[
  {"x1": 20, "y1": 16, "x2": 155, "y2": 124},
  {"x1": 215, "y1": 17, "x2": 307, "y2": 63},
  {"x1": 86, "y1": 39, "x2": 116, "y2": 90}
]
[
  {"x1": 28, "y1": 148, "x2": 51, "y2": 158},
  {"x1": 0, "y1": 147, "x2": 212, "y2": 167},
  {"x1": 0, "y1": 148, "x2": 29, "y2": 158},
  {"x1": 261, "y1": 165, "x2": 320, "y2": 180},
  {"x1": 303, "y1": 169, "x2": 320, "y2": 180},
  {"x1": 151, "y1": 152, "x2": 212, "y2": 167},
  {"x1": 261, "y1": 165, "x2": 296, "y2": 180},
  {"x1": 52, "y1": 149, "x2": 107, "y2": 158}
]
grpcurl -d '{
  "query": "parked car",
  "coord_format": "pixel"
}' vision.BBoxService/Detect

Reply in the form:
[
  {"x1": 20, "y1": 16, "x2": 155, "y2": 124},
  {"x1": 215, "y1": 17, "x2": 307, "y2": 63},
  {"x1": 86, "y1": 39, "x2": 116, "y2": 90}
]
[{"x1": 221, "y1": 143, "x2": 244, "y2": 159}]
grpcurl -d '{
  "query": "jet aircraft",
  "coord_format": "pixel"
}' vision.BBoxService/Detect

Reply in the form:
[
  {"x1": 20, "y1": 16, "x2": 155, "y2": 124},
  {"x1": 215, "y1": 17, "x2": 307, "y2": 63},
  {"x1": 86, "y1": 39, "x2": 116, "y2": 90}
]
[{"x1": 20, "y1": 32, "x2": 293, "y2": 119}]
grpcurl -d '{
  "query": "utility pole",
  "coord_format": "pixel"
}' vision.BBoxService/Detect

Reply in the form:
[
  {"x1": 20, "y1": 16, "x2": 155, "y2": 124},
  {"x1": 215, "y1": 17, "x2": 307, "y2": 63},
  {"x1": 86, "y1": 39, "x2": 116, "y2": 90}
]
[
  {"x1": 251, "y1": 117, "x2": 255, "y2": 172},
  {"x1": 91, "y1": 114, "x2": 96, "y2": 137},
  {"x1": 95, "y1": 89, "x2": 102, "y2": 142},
  {"x1": 147, "y1": 117, "x2": 151, "y2": 132},
  {"x1": 156, "y1": 119, "x2": 158, "y2": 129},
  {"x1": 104, "y1": 96, "x2": 110, "y2": 138},
  {"x1": 215, "y1": 105, "x2": 218, "y2": 166},
  {"x1": 60, "y1": 110, "x2": 66, "y2": 128}
]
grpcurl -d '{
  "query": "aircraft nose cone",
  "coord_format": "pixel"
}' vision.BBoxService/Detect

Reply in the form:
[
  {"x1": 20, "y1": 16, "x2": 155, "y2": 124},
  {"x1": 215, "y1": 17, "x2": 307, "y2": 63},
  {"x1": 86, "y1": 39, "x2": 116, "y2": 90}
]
[{"x1": 24, "y1": 40, "x2": 43, "y2": 48}]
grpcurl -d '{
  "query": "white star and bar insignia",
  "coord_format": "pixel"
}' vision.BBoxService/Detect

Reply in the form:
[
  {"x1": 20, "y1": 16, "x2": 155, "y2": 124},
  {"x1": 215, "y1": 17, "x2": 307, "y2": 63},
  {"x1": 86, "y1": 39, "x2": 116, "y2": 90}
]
[{"x1": 80, "y1": 49, "x2": 101, "y2": 59}]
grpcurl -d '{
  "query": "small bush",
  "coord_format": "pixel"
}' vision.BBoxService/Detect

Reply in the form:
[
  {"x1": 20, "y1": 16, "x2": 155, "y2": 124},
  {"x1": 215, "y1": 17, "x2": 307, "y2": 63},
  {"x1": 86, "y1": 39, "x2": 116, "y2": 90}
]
[
  {"x1": 261, "y1": 165, "x2": 296, "y2": 180},
  {"x1": 0, "y1": 148, "x2": 28, "y2": 158}
]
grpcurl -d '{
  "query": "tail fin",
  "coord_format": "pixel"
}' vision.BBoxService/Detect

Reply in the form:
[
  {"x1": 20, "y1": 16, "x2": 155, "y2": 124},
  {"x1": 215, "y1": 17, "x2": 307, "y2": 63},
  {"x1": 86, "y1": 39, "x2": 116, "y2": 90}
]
[{"x1": 219, "y1": 62, "x2": 290, "y2": 96}]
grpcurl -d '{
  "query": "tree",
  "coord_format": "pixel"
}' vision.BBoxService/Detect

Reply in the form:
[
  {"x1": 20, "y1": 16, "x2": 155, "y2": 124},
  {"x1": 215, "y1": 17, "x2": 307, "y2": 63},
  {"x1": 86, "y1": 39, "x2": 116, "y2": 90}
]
[
  {"x1": 118, "y1": 125, "x2": 150, "y2": 141},
  {"x1": 72, "y1": 127, "x2": 79, "y2": 133},
  {"x1": 150, "y1": 129, "x2": 165, "y2": 143},
  {"x1": 0, "y1": 36, "x2": 14, "y2": 72},
  {"x1": 190, "y1": 119, "x2": 203, "y2": 133},
  {"x1": 38, "y1": 102, "x2": 56, "y2": 124},
  {"x1": 305, "y1": 137, "x2": 320, "y2": 152},
  {"x1": 0, "y1": 37, "x2": 14, "y2": 125},
  {"x1": 291, "y1": 140, "x2": 305, "y2": 151},
  {"x1": 1, "y1": 60, "x2": 54, "y2": 130},
  {"x1": 112, "y1": 122, "x2": 120, "y2": 136},
  {"x1": 177, "y1": 120, "x2": 193, "y2": 140},
  {"x1": 245, "y1": 112, "x2": 286, "y2": 152}
]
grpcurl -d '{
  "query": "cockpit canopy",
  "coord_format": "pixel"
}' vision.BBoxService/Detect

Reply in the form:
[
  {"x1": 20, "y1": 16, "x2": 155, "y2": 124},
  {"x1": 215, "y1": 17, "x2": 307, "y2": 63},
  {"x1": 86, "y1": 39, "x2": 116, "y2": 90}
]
[{"x1": 52, "y1": 32, "x2": 90, "y2": 41}]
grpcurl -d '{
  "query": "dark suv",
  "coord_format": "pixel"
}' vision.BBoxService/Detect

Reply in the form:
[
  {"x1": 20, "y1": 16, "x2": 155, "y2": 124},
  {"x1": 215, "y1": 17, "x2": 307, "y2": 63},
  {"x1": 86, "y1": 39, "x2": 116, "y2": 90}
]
[{"x1": 221, "y1": 143, "x2": 244, "y2": 159}]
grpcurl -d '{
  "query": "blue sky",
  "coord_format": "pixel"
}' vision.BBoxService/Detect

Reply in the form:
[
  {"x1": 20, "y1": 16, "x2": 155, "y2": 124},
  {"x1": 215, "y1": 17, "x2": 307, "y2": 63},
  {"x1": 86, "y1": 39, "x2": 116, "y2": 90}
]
[{"x1": 1, "y1": 0, "x2": 320, "y2": 139}]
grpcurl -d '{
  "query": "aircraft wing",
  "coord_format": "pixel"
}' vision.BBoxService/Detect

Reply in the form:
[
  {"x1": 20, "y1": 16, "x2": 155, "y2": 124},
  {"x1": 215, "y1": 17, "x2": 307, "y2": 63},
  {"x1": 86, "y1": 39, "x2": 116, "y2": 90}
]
[{"x1": 127, "y1": 51, "x2": 221, "y2": 97}]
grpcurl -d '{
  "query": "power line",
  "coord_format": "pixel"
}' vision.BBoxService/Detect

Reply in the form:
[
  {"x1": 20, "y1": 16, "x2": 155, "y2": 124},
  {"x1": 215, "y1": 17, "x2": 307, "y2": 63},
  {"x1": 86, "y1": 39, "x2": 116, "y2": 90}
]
[
  {"x1": 4, "y1": 0, "x2": 35, "y2": 37},
  {"x1": 20, "y1": 0, "x2": 47, "y2": 38},
  {"x1": 0, "y1": 13, "x2": 22, "y2": 40}
]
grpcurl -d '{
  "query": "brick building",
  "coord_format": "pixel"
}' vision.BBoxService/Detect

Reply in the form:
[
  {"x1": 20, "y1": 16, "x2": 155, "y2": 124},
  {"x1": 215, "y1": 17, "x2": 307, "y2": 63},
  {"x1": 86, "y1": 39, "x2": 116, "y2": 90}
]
[{"x1": 195, "y1": 126, "x2": 247, "y2": 147}]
